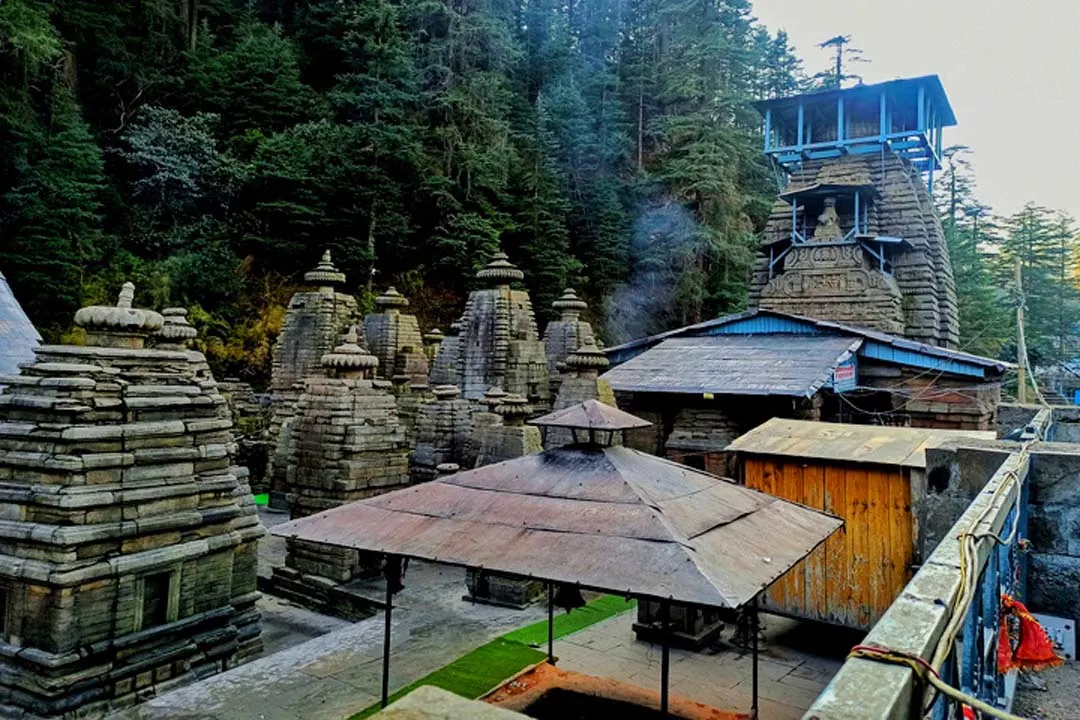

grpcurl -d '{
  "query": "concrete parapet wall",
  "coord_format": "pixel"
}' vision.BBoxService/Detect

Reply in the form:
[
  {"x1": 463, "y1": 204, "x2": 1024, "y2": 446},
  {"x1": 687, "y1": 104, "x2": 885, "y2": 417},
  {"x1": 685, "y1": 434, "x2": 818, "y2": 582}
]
[{"x1": 805, "y1": 452, "x2": 1026, "y2": 719}]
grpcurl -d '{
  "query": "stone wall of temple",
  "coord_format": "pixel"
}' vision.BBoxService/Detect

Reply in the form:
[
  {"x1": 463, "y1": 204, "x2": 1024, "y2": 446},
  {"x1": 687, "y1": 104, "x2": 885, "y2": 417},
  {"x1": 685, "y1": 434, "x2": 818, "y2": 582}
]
[
  {"x1": 0, "y1": 285, "x2": 262, "y2": 718},
  {"x1": 750, "y1": 152, "x2": 959, "y2": 348},
  {"x1": 438, "y1": 254, "x2": 549, "y2": 404},
  {"x1": 411, "y1": 385, "x2": 474, "y2": 482},
  {"x1": 265, "y1": 252, "x2": 359, "y2": 507},
  {"x1": 363, "y1": 287, "x2": 429, "y2": 384}
]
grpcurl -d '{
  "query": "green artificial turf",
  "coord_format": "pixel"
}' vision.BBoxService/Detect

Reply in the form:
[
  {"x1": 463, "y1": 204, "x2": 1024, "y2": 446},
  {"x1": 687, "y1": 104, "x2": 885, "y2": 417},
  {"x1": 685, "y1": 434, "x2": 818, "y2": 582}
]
[
  {"x1": 503, "y1": 594, "x2": 636, "y2": 647},
  {"x1": 348, "y1": 638, "x2": 545, "y2": 719},
  {"x1": 347, "y1": 594, "x2": 636, "y2": 719},
  {"x1": 252, "y1": 493, "x2": 268, "y2": 506}
]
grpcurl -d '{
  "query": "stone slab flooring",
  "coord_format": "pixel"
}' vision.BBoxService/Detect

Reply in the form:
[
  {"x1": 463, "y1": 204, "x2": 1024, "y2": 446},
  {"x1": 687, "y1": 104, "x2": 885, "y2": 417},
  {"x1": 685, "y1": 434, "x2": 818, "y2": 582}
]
[{"x1": 552, "y1": 610, "x2": 855, "y2": 720}]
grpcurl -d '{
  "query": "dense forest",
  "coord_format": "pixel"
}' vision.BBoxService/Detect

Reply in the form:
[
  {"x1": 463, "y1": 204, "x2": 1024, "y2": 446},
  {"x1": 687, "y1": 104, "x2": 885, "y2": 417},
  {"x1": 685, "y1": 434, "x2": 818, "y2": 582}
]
[{"x1": 1, "y1": 0, "x2": 1077, "y2": 387}]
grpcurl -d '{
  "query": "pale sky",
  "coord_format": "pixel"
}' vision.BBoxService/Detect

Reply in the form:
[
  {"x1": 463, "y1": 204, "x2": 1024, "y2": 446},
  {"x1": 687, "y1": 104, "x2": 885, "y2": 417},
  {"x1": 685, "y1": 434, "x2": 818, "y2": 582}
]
[{"x1": 750, "y1": 0, "x2": 1080, "y2": 222}]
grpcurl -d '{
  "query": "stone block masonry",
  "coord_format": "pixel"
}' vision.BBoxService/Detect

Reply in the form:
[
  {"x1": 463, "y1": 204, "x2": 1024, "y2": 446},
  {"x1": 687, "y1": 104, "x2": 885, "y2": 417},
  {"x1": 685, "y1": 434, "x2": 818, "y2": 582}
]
[
  {"x1": 265, "y1": 251, "x2": 359, "y2": 509},
  {"x1": 0, "y1": 283, "x2": 263, "y2": 718}
]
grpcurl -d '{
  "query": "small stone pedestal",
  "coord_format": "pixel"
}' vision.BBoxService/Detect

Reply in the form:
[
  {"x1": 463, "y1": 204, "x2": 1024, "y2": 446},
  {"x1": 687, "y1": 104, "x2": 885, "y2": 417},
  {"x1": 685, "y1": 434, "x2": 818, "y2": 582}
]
[{"x1": 633, "y1": 601, "x2": 726, "y2": 650}]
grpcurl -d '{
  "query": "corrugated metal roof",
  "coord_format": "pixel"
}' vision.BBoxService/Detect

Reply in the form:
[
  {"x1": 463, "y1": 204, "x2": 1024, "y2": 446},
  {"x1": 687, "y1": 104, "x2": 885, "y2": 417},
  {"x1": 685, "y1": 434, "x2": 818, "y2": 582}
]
[
  {"x1": 601, "y1": 335, "x2": 860, "y2": 397},
  {"x1": 604, "y1": 308, "x2": 1010, "y2": 376},
  {"x1": 0, "y1": 271, "x2": 40, "y2": 381},
  {"x1": 726, "y1": 418, "x2": 997, "y2": 469},
  {"x1": 272, "y1": 444, "x2": 843, "y2": 609}
]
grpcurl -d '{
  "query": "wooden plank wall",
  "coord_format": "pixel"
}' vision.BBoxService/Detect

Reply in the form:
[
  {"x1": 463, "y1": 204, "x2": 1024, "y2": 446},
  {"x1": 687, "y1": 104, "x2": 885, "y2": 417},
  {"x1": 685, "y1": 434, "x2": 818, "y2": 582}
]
[{"x1": 744, "y1": 456, "x2": 913, "y2": 630}]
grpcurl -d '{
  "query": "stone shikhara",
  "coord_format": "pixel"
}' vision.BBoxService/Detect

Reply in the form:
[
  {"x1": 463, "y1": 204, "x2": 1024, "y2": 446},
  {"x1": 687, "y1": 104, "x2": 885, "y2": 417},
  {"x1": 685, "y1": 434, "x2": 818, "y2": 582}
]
[
  {"x1": 0, "y1": 283, "x2": 263, "y2": 718},
  {"x1": 265, "y1": 251, "x2": 360, "y2": 509}
]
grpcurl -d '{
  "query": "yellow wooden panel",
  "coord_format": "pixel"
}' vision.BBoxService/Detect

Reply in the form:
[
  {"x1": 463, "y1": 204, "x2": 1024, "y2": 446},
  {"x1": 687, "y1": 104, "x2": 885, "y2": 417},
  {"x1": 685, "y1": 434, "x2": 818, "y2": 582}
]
[
  {"x1": 802, "y1": 462, "x2": 828, "y2": 619},
  {"x1": 865, "y1": 470, "x2": 892, "y2": 624},
  {"x1": 889, "y1": 470, "x2": 915, "y2": 603},
  {"x1": 823, "y1": 465, "x2": 851, "y2": 626},
  {"x1": 782, "y1": 463, "x2": 806, "y2": 618},
  {"x1": 845, "y1": 466, "x2": 871, "y2": 628}
]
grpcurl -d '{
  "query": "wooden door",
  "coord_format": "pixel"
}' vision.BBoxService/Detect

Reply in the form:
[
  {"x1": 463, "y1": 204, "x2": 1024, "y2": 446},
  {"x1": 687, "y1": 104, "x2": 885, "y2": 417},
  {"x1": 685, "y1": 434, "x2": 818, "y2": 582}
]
[{"x1": 744, "y1": 456, "x2": 913, "y2": 630}]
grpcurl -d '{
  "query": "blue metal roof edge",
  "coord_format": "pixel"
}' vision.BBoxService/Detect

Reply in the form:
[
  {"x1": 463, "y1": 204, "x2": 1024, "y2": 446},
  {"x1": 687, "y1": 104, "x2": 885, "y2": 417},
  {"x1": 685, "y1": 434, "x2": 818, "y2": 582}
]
[{"x1": 604, "y1": 308, "x2": 1009, "y2": 379}]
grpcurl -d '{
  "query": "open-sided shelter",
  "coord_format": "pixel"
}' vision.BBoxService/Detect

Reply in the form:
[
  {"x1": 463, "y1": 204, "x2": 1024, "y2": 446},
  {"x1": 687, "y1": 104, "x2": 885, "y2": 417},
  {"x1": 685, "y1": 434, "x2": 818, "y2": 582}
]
[{"x1": 273, "y1": 402, "x2": 842, "y2": 718}]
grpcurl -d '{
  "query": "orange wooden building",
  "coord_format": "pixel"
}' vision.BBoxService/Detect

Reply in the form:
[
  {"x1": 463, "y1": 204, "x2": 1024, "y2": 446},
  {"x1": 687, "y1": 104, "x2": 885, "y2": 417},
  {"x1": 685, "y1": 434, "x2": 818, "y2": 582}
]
[{"x1": 727, "y1": 419, "x2": 994, "y2": 630}]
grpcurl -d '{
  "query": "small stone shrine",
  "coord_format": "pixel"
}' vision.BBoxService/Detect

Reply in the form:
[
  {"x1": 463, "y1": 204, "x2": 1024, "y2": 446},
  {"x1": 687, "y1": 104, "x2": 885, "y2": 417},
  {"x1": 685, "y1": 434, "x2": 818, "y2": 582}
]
[
  {"x1": 422, "y1": 328, "x2": 444, "y2": 363},
  {"x1": 283, "y1": 327, "x2": 410, "y2": 518},
  {"x1": 266, "y1": 250, "x2": 359, "y2": 508},
  {"x1": 465, "y1": 387, "x2": 507, "y2": 468},
  {"x1": 429, "y1": 320, "x2": 462, "y2": 386},
  {"x1": 267, "y1": 328, "x2": 409, "y2": 619},
  {"x1": 474, "y1": 394, "x2": 542, "y2": 468},
  {"x1": 363, "y1": 287, "x2": 429, "y2": 384},
  {"x1": 0, "y1": 284, "x2": 263, "y2": 718},
  {"x1": 546, "y1": 339, "x2": 617, "y2": 448},
  {"x1": 542, "y1": 289, "x2": 595, "y2": 374},
  {"x1": 439, "y1": 253, "x2": 550, "y2": 404},
  {"x1": 410, "y1": 385, "x2": 474, "y2": 483}
]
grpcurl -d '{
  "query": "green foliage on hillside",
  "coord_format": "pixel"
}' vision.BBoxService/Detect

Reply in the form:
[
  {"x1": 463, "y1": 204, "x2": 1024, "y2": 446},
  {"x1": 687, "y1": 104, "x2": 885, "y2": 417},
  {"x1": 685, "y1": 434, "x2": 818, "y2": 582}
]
[{"x1": 0, "y1": 0, "x2": 803, "y2": 382}]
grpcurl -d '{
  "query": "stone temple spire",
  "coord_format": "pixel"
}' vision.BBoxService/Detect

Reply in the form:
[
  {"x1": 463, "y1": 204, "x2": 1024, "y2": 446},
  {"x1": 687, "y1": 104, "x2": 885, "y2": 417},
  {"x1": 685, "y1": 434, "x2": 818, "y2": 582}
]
[
  {"x1": 265, "y1": 249, "x2": 360, "y2": 508},
  {"x1": 154, "y1": 307, "x2": 198, "y2": 351},
  {"x1": 543, "y1": 287, "x2": 597, "y2": 378},
  {"x1": 440, "y1": 250, "x2": 549, "y2": 403},
  {"x1": 0, "y1": 283, "x2": 263, "y2": 716},
  {"x1": 546, "y1": 338, "x2": 618, "y2": 448},
  {"x1": 364, "y1": 286, "x2": 429, "y2": 384}
]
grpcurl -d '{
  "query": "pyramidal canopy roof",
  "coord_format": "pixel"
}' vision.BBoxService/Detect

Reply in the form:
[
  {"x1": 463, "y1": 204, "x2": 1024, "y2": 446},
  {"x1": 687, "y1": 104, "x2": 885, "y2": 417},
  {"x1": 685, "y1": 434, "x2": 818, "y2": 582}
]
[
  {"x1": 272, "y1": 443, "x2": 843, "y2": 609},
  {"x1": 529, "y1": 399, "x2": 651, "y2": 432},
  {"x1": 0, "y1": 270, "x2": 41, "y2": 379}
]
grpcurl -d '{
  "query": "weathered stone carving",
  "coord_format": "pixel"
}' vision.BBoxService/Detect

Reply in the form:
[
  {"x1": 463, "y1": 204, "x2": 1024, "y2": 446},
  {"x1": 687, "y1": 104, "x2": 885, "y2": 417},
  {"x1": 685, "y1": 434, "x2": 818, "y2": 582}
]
[
  {"x1": 465, "y1": 387, "x2": 507, "y2": 468},
  {"x1": 0, "y1": 284, "x2": 263, "y2": 718},
  {"x1": 364, "y1": 287, "x2": 429, "y2": 384},
  {"x1": 546, "y1": 339, "x2": 618, "y2": 448},
  {"x1": 265, "y1": 251, "x2": 359, "y2": 509},
  {"x1": 437, "y1": 253, "x2": 550, "y2": 404},
  {"x1": 283, "y1": 327, "x2": 410, "y2": 519},
  {"x1": 751, "y1": 153, "x2": 959, "y2": 348},
  {"x1": 410, "y1": 385, "x2": 474, "y2": 483},
  {"x1": 811, "y1": 195, "x2": 843, "y2": 242}
]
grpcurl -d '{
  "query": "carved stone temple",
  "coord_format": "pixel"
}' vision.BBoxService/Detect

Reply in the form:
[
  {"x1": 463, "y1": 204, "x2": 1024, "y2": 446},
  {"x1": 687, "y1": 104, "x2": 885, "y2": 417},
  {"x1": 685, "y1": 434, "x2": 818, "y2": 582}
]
[
  {"x1": 410, "y1": 385, "x2": 474, "y2": 483},
  {"x1": 0, "y1": 284, "x2": 263, "y2": 718},
  {"x1": 363, "y1": 287, "x2": 430, "y2": 385},
  {"x1": 436, "y1": 253, "x2": 550, "y2": 404},
  {"x1": 542, "y1": 289, "x2": 596, "y2": 375},
  {"x1": 546, "y1": 339, "x2": 618, "y2": 448},
  {"x1": 750, "y1": 76, "x2": 959, "y2": 348},
  {"x1": 266, "y1": 251, "x2": 359, "y2": 508},
  {"x1": 283, "y1": 327, "x2": 410, "y2": 518},
  {"x1": 267, "y1": 327, "x2": 409, "y2": 618}
]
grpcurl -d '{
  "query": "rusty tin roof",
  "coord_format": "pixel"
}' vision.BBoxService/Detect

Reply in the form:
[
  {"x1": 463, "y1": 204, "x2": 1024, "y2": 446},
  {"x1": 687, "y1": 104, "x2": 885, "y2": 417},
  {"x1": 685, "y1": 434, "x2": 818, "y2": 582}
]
[
  {"x1": 726, "y1": 418, "x2": 997, "y2": 469},
  {"x1": 272, "y1": 444, "x2": 843, "y2": 608}
]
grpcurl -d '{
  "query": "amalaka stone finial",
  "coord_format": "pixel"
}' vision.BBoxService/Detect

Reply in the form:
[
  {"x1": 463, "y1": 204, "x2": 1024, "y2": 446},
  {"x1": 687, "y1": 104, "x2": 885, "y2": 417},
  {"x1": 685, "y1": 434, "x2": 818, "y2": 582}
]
[
  {"x1": 482, "y1": 386, "x2": 508, "y2": 411},
  {"x1": 321, "y1": 326, "x2": 378, "y2": 376},
  {"x1": 476, "y1": 252, "x2": 525, "y2": 285},
  {"x1": 376, "y1": 286, "x2": 409, "y2": 311},
  {"x1": 155, "y1": 307, "x2": 198, "y2": 349},
  {"x1": 552, "y1": 288, "x2": 588, "y2": 317},
  {"x1": 423, "y1": 328, "x2": 444, "y2": 345},
  {"x1": 432, "y1": 384, "x2": 462, "y2": 400},
  {"x1": 304, "y1": 249, "x2": 347, "y2": 288},
  {"x1": 74, "y1": 282, "x2": 164, "y2": 349},
  {"x1": 564, "y1": 338, "x2": 609, "y2": 373},
  {"x1": 496, "y1": 393, "x2": 531, "y2": 425},
  {"x1": 436, "y1": 463, "x2": 460, "y2": 476}
]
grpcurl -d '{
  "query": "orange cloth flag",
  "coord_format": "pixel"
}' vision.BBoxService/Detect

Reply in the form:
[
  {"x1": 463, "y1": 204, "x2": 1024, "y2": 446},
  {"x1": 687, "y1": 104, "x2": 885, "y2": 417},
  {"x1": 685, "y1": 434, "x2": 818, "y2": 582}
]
[{"x1": 997, "y1": 594, "x2": 1063, "y2": 672}]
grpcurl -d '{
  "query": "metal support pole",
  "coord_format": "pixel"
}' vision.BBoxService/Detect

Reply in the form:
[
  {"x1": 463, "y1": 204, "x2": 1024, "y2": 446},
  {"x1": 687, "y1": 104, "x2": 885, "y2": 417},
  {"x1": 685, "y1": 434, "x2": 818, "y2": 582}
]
[
  {"x1": 660, "y1": 600, "x2": 671, "y2": 718},
  {"x1": 751, "y1": 598, "x2": 759, "y2": 720},
  {"x1": 547, "y1": 582, "x2": 555, "y2": 664},
  {"x1": 381, "y1": 579, "x2": 393, "y2": 708}
]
